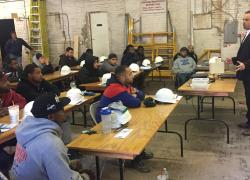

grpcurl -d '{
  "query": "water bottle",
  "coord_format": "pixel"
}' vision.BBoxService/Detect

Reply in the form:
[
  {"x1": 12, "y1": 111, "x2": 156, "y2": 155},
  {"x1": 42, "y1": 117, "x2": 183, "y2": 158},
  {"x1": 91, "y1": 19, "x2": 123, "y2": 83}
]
[
  {"x1": 157, "y1": 168, "x2": 169, "y2": 180},
  {"x1": 100, "y1": 107, "x2": 112, "y2": 134}
]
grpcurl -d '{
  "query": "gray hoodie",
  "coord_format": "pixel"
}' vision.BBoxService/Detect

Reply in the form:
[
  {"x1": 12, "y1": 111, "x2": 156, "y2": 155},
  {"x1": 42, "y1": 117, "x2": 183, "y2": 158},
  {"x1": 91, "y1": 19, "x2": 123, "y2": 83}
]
[
  {"x1": 172, "y1": 56, "x2": 196, "y2": 73},
  {"x1": 11, "y1": 116, "x2": 83, "y2": 180},
  {"x1": 100, "y1": 60, "x2": 118, "y2": 75}
]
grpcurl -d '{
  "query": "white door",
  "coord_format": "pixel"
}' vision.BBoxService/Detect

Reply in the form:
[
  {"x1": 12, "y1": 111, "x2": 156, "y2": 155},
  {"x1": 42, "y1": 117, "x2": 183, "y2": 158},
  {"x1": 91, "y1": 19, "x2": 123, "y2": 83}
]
[{"x1": 90, "y1": 12, "x2": 110, "y2": 57}]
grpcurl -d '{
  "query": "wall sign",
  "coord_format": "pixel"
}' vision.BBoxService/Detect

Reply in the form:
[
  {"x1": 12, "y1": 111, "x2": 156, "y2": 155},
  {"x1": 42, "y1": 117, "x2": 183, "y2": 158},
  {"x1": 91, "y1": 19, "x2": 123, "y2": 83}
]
[{"x1": 141, "y1": 0, "x2": 166, "y2": 14}]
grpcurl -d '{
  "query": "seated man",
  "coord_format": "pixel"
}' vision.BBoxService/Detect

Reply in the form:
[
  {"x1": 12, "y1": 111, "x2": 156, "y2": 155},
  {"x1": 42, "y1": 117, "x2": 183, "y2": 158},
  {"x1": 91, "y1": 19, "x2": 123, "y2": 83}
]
[
  {"x1": 172, "y1": 47, "x2": 196, "y2": 88},
  {"x1": 11, "y1": 93, "x2": 90, "y2": 180},
  {"x1": 97, "y1": 65, "x2": 152, "y2": 173},
  {"x1": 16, "y1": 64, "x2": 72, "y2": 144},
  {"x1": 121, "y1": 45, "x2": 140, "y2": 66},
  {"x1": 0, "y1": 72, "x2": 26, "y2": 116},
  {"x1": 32, "y1": 53, "x2": 54, "y2": 75},
  {"x1": 187, "y1": 45, "x2": 198, "y2": 64},
  {"x1": 16, "y1": 64, "x2": 59, "y2": 102},
  {"x1": 0, "y1": 72, "x2": 26, "y2": 178},
  {"x1": 136, "y1": 46, "x2": 145, "y2": 65},
  {"x1": 79, "y1": 48, "x2": 93, "y2": 63},
  {"x1": 100, "y1": 53, "x2": 118, "y2": 75},
  {"x1": 77, "y1": 56, "x2": 101, "y2": 85},
  {"x1": 4, "y1": 57, "x2": 23, "y2": 83},
  {"x1": 59, "y1": 47, "x2": 79, "y2": 67}
]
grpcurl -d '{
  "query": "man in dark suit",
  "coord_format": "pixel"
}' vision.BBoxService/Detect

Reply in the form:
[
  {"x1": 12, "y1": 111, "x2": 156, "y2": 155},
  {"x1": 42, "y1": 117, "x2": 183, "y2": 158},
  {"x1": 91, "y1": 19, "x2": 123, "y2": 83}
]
[{"x1": 229, "y1": 10, "x2": 250, "y2": 135}]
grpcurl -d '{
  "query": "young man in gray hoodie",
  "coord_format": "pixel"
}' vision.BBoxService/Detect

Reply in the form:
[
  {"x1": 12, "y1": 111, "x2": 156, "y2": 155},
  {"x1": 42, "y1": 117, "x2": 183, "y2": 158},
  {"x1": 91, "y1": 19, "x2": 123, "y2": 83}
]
[
  {"x1": 172, "y1": 47, "x2": 196, "y2": 88},
  {"x1": 11, "y1": 93, "x2": 89, "y2": 180},
  {"x1": 100, "y1": 53, "x2": 119, "y2": 75}
]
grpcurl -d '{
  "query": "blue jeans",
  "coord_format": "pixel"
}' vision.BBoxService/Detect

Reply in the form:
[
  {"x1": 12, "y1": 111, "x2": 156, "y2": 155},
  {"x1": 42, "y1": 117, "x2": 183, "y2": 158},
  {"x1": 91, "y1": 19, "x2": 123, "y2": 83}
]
[{"x1": 175, "y1": 72, "x2": 193, "y2": 88}]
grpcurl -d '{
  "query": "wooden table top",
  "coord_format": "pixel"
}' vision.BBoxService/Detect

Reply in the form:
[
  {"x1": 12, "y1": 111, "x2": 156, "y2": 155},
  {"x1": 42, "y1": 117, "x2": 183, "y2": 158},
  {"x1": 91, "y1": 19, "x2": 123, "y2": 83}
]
[
  {"x1": 67, "y1": 97, "x2": 181, "y2": 160},
  {"x1": 79, "y1": 81, "x2": 105, "y2": 91},
  {"x1": 0, "y1": 92, "x2": 101, "y2": 145},
  {"x1": 79, "y1": 70, "x2": 145, "y2": 92},
  {"x1": 178, "y1": 78, "x2": 237, "y2": 96},
  {"x1": 44, "y1": 70, "x2": 79, "y2": 83}
]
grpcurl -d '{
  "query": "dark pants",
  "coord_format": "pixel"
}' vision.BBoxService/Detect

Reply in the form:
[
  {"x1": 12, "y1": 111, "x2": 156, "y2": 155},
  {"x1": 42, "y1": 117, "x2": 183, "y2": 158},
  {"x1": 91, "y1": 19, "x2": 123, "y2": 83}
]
[
  {"x1": 175, "y1": 72, "x2": 193, "y2": 88},
  {"x1": 243, "y1": 80, "x2": 250, "y2": 124},
  {"x1": 0, "y1": 138, "x2": 16, "y2": 178}
]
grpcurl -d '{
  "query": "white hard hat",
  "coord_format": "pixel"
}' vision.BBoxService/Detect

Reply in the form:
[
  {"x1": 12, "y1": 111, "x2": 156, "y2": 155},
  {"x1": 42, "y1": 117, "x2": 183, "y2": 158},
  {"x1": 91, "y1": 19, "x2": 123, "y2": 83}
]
[
  {"x1": 129, "y1": 63, "x2": 140, "y2": 72},
  {"x1": 155, "y1": 56, "x2": 164, "y2": 63},
  {"x1": 154, "y1": 88, "x2": 177, "y2": 103},
  {"x1": 23, "y1": 101, "x2": 34, "y2": 117},
  {"x1": 101, "y1": 73, "x2": 112, "y2": 85},
  {"x1": 66, "y1": 87, "x2": 85, "y2": 105},
  {"x1": 142, "y1": 59, "x2": 151, "y2": 67},
  {"x1": 80, "y1": 60, "x2": 85, "y2": 67},
  {"x1": 99, "y1": 56, "x2": 107, "y2": 63},
  {"x1": 61, "y1": 65, "x2": 71, "y2": 75}
]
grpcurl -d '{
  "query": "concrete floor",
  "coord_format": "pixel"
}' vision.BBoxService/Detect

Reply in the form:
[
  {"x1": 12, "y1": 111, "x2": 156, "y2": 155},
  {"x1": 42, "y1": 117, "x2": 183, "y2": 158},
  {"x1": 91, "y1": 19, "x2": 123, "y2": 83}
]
[{"x1": 70, "y1": 78, "x2": 250, "y2": 180}]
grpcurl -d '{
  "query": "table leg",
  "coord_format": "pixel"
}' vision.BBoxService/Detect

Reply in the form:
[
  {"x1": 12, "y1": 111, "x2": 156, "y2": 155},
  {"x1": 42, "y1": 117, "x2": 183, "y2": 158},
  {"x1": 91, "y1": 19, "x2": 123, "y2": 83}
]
[
  {"x1": 96, "y1": 156, "x2": 100, "y2": 180},
  {"x1": 197, "y1": 96, "x2": 201, "y2": 119},
  {"x1": 84, "y1": 105, "x2": 87, "y2": 127},
  {"x1": 71, "y1": 111, "x2": 75, "y2": 125},
  {"x1": 158, "y1": 121, "x2": 184, "y2": 157},
  {"x1": 212, "y1": 96, "x2": 215, "y2": 119},
  {"x1": 119, "y1": 159, "x2": 124, "y2": 180}
]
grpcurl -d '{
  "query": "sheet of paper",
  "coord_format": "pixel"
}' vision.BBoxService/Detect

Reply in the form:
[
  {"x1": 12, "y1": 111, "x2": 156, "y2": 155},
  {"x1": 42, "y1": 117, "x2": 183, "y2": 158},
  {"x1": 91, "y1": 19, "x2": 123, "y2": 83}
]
[{"x1": 114, "y1": 128, "x2": 133, "y2": 139}]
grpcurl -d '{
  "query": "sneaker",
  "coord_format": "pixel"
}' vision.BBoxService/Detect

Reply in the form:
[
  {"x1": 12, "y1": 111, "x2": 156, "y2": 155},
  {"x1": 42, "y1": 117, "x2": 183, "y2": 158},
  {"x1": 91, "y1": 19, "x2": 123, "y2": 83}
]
[
  {"x1": 238, "y1": 122, "x2": 250, "y2": 129},
  {"x1": 140, "y1": 151, "x2": 154, "y2": 160},
  {"x1": 130, "y1": 160, "x2": 151, "y2": 173}
]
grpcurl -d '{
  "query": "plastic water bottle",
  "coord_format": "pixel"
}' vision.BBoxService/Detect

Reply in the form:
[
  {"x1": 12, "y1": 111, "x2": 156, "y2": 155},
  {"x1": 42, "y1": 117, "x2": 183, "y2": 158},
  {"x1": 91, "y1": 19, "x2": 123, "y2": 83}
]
[
  {"x1": 157, "y1": 168, "x2": 169, "y2": 180},
  {"x1": 100, "y1": 107, "x2": 112, "y2": 134}
]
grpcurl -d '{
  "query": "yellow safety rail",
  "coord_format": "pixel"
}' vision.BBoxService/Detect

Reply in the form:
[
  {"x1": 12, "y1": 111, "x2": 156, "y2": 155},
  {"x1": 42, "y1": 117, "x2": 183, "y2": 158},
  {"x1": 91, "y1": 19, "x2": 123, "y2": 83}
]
[{"x1": 198, "y1": 49, "x2": 221, "y2": 62}]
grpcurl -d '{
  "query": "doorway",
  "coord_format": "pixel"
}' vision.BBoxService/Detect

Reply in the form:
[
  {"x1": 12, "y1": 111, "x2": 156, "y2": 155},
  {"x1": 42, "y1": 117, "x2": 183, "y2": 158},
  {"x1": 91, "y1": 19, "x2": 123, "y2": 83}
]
[
  {"x1": 90, "y1": 12, "x2": 110, "y2": 57},
  {"x1": 0, "y1": 19, "x2": 15, "y2": 62}
]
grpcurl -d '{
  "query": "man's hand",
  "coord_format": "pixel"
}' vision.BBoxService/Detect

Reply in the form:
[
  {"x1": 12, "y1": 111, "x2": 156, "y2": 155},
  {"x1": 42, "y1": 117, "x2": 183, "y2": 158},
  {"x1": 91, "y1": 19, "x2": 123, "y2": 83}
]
[
  {"x1": 236, "y1": 61, "x2": 246, "y2": 71},
  {"x1": 225, "y1": 58, "x2": 233, "y2": 64}
]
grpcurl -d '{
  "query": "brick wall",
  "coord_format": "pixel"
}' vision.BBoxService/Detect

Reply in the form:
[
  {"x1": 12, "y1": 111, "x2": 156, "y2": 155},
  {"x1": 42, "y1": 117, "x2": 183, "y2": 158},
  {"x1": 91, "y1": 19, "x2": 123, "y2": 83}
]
[{"x1": 0, "y1": 0, "x2": 250, "y2": 66}]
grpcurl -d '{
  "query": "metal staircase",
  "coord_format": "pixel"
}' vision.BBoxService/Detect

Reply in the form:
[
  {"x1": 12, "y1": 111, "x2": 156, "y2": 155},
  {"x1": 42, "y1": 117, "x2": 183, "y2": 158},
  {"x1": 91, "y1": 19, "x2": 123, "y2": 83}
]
[
  {"x1": 127, "y1": 12, "x2": 176, "y2": 78},
  {"x1": 29, "y1": 0, "x2": 49, "y2": 59}
]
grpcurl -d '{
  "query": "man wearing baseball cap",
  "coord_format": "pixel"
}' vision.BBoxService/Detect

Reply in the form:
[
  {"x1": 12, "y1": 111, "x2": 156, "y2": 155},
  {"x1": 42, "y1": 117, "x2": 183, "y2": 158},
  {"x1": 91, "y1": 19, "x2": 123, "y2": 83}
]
[{"x1": 11, "y1": 93, "x2": 90, "y2": 180}]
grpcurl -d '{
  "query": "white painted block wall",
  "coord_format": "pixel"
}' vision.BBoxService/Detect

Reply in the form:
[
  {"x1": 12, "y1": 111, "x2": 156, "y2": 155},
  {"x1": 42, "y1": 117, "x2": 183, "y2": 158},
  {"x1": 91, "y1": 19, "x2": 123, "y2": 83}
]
[{"x1": 0, "y1": 0, "x2": 250, "y2": 66}]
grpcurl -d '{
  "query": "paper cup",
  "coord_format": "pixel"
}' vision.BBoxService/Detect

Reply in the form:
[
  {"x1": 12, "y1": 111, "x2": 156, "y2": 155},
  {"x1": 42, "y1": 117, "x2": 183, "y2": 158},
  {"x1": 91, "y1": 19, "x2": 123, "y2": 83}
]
[{"x1": 8, "y1": 105, "x2": 19, "y2": 124}]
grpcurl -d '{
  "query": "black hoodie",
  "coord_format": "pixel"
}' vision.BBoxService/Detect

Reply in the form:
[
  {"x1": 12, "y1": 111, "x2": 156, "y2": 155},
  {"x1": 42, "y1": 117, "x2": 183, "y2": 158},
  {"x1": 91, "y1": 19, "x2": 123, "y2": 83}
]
[{"x1": 77, "y1": 56, "x2": 100, "y2": 84}]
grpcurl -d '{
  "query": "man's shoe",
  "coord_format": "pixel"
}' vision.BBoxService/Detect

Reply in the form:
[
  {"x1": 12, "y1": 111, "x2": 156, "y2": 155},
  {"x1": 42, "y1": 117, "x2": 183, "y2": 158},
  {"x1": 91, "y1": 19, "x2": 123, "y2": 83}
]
[
  {"x1": 238, "y1": 122, "x2": 250, "y2": 129},
  {"x1": 130, "y1": 161, "x2": 151, "y2": 173},
  {"x1": 242, "y1": 130, "x2": 250, "y2": 136},
  {"x1": 140, "y1": 151, "x2": 154, "y2": 160}
]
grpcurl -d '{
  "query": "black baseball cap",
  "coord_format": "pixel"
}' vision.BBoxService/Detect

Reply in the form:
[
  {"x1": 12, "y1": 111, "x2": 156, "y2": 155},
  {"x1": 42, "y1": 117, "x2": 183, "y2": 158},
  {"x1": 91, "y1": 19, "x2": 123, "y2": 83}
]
[
  {"x1": 31, "y1": 93, "x2": 70, "y2": 118},
  {"x1": 35, "y1": 53, "x2": 43, "y2": 60}
]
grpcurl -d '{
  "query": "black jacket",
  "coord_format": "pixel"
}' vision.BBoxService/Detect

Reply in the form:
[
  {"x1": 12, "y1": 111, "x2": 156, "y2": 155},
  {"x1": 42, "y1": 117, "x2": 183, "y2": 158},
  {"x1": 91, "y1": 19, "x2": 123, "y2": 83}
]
[
  {"x1": 16, "y1": 79, "x2": 59, "y2": 102},
  {"x1": 59, "y1": 54, "x2": 79, "y2": 67},
  {"x1": 41, "y1": 64, "x2": 54, "y2": 75},
  {"x1": 77, "y1": 57, "x2": 100, "y2": 84},
  {"x1": 121, "y1": 52, "x2": 139, "y2": 66},
  {"x1": 232, "y1": 34, "x2": 250, "y2": 81},
  {"x1": 4, "y1": 68, "x2": 23, "y2": 83},
  {"x1": 77, "y1": 67, "x2": 100, "y2": 85},
  {"x1": 5, "y1": 38, "x2": 32, "y2": 57}
]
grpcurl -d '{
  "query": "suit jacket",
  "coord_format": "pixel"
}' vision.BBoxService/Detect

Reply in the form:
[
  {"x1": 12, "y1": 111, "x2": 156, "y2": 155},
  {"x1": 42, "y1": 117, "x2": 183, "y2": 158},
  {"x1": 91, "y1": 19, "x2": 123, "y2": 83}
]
[{"x1": 233, "y1": 34, "x2": 250, "y2": 81}]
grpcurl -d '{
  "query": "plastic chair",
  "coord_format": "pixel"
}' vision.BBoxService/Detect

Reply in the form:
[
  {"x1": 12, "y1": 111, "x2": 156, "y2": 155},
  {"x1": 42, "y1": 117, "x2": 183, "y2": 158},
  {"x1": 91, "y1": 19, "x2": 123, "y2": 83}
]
[{"x1": 89, "y1": 101, "x2": 100, "y2": 125}]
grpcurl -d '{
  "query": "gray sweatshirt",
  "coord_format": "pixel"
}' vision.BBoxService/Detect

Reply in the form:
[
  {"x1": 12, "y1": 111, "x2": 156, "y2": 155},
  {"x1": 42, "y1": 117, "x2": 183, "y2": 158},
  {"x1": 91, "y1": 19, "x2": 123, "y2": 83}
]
[
  {"x1": 11, "y1": 116, "x2": 83, "y2": 180},
  {"x1": 172, "y1": 56, "x2": 196, "y2": 73},
  {"x1": 100, "y1": 60, "x2": 118, "y2": 75}
]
